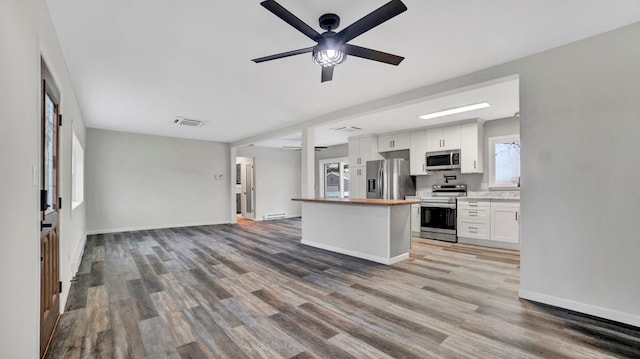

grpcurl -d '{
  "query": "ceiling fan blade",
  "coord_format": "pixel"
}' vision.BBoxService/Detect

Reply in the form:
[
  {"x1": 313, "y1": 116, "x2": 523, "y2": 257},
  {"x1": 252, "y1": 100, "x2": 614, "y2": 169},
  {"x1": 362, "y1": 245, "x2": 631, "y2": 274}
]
[
  {"x1": 252, "y1": 47, "x2": 314, "y2": 63},
  {"x1": 321, "y1": 66, "x2": 334, "y2": 82},
  {"x1": 336, "y1": 0, "x2": 407, "y2": 43},
  {"x1": 260, "y1": 0, "x2": 322, "y2": 42},
  {"x1": 344, "y1": 44, "x2": 404, "y2": 65}
]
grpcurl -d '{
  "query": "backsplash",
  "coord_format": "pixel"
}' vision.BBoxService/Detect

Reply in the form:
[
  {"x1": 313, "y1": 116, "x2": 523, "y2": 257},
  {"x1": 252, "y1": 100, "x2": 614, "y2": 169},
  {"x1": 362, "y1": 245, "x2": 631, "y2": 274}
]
[{"x1": 415, "y1": 171, "x2": 484, "y2": 195}]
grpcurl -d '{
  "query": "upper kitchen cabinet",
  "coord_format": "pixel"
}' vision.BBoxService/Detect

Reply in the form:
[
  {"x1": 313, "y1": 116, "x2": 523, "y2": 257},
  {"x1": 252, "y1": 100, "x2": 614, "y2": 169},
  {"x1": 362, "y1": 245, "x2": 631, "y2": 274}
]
[
  {"x1": 409, "y1": 130, "x2": 428, "y2": 175},
  {"x1": 348, "y1": 135, "x2": 383, "y2": 167},
  {"x1": 378, "y1": 132, "x2": 410, "y2": 152},
  {"x1": 425, "y1": 125, "x2": 461, "y2": 152},
  {"x1": 460, "y1": 121, "x2": 484, "y2": 173}
]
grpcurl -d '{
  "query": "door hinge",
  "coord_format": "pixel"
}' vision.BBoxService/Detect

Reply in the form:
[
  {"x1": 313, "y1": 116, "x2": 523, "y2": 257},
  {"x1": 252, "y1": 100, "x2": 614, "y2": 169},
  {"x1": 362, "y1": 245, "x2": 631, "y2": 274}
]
[
  {"x1": 58, "y1": 197, "x2": 62, "y2": 209},
  {"x1": 40, "y1": 221, "x2": 52, "y2": 231},
  {"x1": 58, "y1": 114, "x2": 62, "y2": 126},
  {"x1": 59, "y1": 281, "x2": 62, "y2": 293}
]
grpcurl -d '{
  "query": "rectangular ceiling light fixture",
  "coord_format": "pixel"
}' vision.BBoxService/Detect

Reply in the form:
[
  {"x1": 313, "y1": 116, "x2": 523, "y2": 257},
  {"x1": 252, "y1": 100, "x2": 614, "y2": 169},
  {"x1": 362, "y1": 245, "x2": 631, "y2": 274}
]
[{"x1": 418, "y1": 102, "x2": 490, "y2": 120}]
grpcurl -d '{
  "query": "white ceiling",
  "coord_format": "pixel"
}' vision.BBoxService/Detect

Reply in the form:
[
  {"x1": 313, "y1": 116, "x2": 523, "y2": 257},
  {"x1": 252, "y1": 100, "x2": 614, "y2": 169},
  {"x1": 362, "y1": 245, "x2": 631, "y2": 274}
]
[
  {"x1": 255, "y1": 77, "x2": 520, "y2": 148},
  {"x1": 47, "y1": 0, "x2": 640, "y2": 145}
]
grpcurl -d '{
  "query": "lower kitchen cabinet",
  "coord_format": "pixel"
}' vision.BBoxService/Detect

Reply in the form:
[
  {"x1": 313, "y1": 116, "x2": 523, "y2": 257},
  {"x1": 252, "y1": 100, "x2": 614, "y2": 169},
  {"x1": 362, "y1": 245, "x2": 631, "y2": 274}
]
[
  {"x1": 457, "y1": 198, "x2": 520, "y2": 250},
  {"x1": 458, "y1": 199, "x2": 491, "y2": 240},
  {"x1": 411, "y1": 203, "x2": 420, "y2": 234},
  {"x1": 490, "y1": 201, "x2": 520, "y2": 244}
]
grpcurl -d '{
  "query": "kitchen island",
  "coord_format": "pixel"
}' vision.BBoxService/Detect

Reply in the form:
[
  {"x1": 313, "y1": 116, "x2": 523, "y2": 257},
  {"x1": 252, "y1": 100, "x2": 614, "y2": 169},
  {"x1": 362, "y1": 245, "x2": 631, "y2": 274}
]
[{"x1": 291, "y1": 198, "x2": 420, "y2": 265}]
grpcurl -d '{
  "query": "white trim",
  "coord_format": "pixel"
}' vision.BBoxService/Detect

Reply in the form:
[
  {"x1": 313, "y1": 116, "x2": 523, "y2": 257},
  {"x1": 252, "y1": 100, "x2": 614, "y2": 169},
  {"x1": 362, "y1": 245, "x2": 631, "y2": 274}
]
[
  {"x1": 70, "y1": 234, "x2": 87, "y2": 276},
  {"x1": 301, "y1": 239, "x2": 409, "y2": 265},
  {"x1": 519, "y1": 289, "x2": 640, "y2": 327},
  {"x1": 86, "y1": 220, "x2": 230, "y2": 235}
]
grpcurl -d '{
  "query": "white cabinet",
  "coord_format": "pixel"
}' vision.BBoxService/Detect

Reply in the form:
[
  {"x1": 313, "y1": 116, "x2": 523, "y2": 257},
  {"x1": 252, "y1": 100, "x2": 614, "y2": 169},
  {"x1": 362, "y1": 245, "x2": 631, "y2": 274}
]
[
  {"x1": 349, "y1": 136, "x2": 382, "y2": 167},
  {"x1": 426, "y1": 125, "x2": 461, "y2": 152},
  {"x1": 349, "y1": 167, "x2": 367, "y2": 199},
  {"x1": 460, "y1": 122, "x2": 484, "y2": 174},
  {"x1": 409, "y1": 130, "x2": 428, "y2": 175},
  {"x1": 411, "y1": 204, "x2": 420, "y2": 233},
  {"x1": 378, "y1": 132, "x2": 410, "y2": 152},
  {"x1": 457, "y1": 199, "x2": 491, "y2": 240},
  {"x1": 457, "y1": 198, "x2": 520, "y2": 248},
  {"x1": 490, "y1": 201, "x2": 520, "y2": 243}
]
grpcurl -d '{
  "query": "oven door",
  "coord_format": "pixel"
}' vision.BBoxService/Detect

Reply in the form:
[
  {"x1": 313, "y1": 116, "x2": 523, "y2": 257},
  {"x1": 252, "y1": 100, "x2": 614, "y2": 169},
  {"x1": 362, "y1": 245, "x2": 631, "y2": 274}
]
[{"x1": 420, "y1": 203, "x2": 457, "y2": 234}]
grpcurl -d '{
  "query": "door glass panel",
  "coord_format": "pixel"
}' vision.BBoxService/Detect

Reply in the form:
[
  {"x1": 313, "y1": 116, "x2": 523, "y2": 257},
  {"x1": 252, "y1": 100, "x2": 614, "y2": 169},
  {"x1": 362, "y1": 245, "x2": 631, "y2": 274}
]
[
  {"x1": 44, "y1": 93, "x2": 56, "y2": 213},
  {"x1": 324, "y1": 162, "x2": 340, "y2": 198}
]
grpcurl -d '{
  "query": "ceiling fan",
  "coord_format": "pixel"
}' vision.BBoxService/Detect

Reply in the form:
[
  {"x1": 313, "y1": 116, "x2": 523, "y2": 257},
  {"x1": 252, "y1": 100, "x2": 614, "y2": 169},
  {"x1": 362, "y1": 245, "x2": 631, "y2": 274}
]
[{"x1": 252, "y1": 0, "x2": 408, "y2": 82}]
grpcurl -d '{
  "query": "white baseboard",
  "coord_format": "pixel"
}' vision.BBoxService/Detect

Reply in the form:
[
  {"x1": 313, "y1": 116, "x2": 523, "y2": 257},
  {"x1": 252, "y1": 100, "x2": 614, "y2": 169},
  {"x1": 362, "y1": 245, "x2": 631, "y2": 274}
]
[
  {"x1": 519, "y1": 289, "x2": 640, "y2": 327},
  {"x1": 301, "y1": 239, "x2": 409, "y2": 265},
  {"x1": 458, "y1": 236, "x2": 520, "y2": 251},
  {"x1": 70, "y1": 233, "x2": 87, "y2": 277},
  {"x1": 251, "y1": 214, "x2": 301, "y2": 222},
  {"x1": 86, "y1": 220, "x2": 230, "y2": 235}
]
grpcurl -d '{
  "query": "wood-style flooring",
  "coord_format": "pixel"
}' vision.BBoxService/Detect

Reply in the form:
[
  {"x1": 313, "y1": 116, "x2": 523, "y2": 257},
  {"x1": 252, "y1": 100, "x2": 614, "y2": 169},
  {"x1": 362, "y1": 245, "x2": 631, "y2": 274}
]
[{"x1": 46, "y1": 218, "x2": 640, "y2": 358}]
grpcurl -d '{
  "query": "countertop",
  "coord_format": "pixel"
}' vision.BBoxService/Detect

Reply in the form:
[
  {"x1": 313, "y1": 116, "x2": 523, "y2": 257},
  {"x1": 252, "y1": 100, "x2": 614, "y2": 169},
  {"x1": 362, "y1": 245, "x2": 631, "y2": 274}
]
[
  {"x1": 291, "y1": 198, "x2": 421, "y2": 206},
  {"x1": 464, "y1": 191, "x2": 520, "y2": 200}
]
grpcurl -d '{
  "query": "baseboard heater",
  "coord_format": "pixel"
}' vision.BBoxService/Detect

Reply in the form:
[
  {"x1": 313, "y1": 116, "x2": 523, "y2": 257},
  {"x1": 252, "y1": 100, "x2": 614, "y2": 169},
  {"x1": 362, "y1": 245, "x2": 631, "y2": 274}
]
[{"x1": 263, "y1": 213, "x2": 287, "y2": 221}]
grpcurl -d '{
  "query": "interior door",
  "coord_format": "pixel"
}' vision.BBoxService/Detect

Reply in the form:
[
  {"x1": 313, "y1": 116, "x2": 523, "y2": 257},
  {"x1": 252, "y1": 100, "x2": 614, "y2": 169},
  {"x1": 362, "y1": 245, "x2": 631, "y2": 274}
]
[
  {"x1": 40, "y1": 65, "x2": 61, "y2": 358},
  {"x1": 242, "y1": 160, "x2": 255, "y2": 219},
  {"x1": 245, "y1": 163, "x2": 253, "y2": 214}
]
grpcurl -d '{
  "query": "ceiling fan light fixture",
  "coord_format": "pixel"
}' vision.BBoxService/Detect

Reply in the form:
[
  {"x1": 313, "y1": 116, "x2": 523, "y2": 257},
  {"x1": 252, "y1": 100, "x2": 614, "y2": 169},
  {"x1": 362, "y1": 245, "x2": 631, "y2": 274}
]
[{"x1": 312, "y1": 39, "x2": 346, "y2": 67}]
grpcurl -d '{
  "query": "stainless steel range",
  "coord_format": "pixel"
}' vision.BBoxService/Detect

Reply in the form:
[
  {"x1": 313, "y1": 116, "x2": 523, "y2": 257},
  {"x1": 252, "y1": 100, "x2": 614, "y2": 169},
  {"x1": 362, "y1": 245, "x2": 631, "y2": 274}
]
[{"x1": 419, "y1": 184, "x2": 467, "y2": 242}]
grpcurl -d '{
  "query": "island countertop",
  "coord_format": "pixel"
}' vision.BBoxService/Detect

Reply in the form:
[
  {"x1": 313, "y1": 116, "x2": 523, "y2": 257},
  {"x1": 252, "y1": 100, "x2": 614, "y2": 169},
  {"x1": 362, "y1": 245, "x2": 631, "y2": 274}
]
[{"x1": 292, "y1": 198, "x2": 420, "y2": 206}]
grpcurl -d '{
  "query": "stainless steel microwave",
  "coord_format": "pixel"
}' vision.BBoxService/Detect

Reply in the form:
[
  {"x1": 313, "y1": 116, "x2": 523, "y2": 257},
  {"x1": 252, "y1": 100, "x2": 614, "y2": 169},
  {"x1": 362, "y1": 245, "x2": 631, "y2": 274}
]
[{"x1": 425, "y1": 150, "x2": 461, "y2": 171}]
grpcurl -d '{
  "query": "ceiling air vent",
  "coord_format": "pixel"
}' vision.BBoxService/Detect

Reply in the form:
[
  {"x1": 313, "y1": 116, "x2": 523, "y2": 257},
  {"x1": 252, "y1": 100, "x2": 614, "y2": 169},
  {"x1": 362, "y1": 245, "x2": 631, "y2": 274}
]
[
  {"x1": 174, "y1": 117, "x2": 204, "y2": 127},
  {"x1": 331, "y1": 126, "x2": 362, "y2": 133}
]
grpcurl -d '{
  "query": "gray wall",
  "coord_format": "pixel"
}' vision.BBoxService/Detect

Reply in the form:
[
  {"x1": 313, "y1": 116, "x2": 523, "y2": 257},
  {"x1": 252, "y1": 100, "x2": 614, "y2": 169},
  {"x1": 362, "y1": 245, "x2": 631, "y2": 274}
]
[
  {"x1": 516, "y1": 23, "x2": 640, "y2": 324},
  {"x1": 0, "y1": 1, "x2": 88, "y2": 357},
  {"x1": 237, "y1": 146, "x2": 302, "y2": 219},
  {"x1": 86, "y1": 129, "x2": 230, "y2": 233},
  {"x1": 416, "y1": 117, "x2": 520, "y2": 193},
  {"x1": 314, "y1": 143, "x2": 348, "y2": 197},
  {"x1": 424, "y1": 22, "x2": 639, "y2": 325}
]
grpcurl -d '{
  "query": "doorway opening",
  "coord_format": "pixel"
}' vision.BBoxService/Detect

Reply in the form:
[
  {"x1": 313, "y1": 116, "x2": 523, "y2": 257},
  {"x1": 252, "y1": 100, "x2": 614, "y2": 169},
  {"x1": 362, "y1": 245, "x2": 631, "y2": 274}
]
[
  {"x1": 236, "y1": 157, "x2": 255, "y2": 220},
  {"x1": 319, "y1": 157, "x2": 349, "y2": 198}
]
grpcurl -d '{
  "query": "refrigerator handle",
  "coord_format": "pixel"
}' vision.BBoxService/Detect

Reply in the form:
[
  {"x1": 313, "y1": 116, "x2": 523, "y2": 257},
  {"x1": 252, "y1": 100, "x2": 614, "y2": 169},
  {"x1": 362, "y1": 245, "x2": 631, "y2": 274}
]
[{"x1": 378, "y1": 167, "x2": 384, "y2": 199}]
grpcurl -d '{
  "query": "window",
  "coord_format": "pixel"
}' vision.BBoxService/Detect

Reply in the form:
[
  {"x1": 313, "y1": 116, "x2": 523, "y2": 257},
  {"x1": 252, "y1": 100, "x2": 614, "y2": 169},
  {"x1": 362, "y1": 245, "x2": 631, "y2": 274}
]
[
  {"x1": 71, "y1": 131, "x2": 84, "y2": 208},
  {"x1": 319, "y1": 157, "x2": 349, "y2": 198},
  {"x1": 489, "y1": 135, "x2": 520, "y2": 189}
]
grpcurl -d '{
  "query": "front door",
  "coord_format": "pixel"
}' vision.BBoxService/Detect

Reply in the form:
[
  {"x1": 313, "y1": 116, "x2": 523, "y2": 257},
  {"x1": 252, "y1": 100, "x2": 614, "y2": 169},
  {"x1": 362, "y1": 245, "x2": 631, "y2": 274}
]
[{"x1": 40, "y1": 63, "x2": 61, "y2": 358}]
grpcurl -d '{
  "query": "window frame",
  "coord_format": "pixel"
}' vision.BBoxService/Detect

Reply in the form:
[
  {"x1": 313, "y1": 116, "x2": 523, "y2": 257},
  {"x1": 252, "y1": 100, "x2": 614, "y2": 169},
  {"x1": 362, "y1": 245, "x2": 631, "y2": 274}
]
[
  {"x1": 318, "y1": 157, "x2": 349, "y2": 198},
  {"x1": 71, "y1": 131, "x2": 85, "y2": 209},
  {"x1": 488, "y1": 134, "x2": 521, "y2": 190}
]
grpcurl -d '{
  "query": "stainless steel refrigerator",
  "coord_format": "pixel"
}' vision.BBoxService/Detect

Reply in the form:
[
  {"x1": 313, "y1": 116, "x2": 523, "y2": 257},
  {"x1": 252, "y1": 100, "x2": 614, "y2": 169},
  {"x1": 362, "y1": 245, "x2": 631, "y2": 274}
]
[{"x1": 366, "y1": 159, "x2": 415, "y2": 199}]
